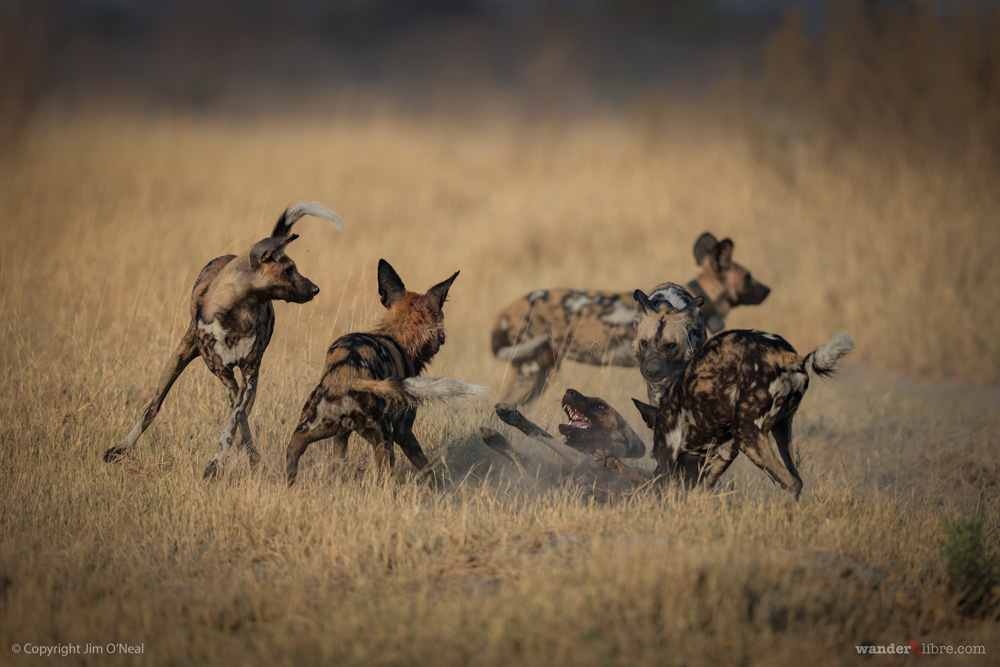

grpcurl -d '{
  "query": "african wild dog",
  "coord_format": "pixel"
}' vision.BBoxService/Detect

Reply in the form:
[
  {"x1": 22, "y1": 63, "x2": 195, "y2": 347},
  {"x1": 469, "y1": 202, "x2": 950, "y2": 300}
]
[
  {"x1": 490, "y1": 232, "x2": 770, "y2": 406},
  {"x1": 559, "y1": 388, "x2": 646, "y2": 460},
  {"x1": 632, "y1": 287, "x2": 705, "y2": 406},
  {"x1": 103, "y1": 202, "x2": 345, "y2": 479},
  {"x1": 285, "y1": 259, "x2": 487, "y2": 486},
  {"x1": 632, "y1": 329, "x2": 855, "y2": 500}
]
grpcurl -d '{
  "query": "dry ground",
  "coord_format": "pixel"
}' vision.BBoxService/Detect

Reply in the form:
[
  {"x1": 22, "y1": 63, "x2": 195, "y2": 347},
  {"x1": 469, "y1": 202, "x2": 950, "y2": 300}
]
[{"x1": 0, "y1": 103, "x2": 998, "y2": 665}]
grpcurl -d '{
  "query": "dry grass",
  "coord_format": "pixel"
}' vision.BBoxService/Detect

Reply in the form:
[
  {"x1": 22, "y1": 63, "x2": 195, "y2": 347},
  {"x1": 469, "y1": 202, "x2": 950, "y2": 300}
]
[
  {"x1": 0, "y1": 104, "x2": 996, "y2": 665},
  {"x1": 2, "y1": 4, "x2": 1000, "y2": 660}
]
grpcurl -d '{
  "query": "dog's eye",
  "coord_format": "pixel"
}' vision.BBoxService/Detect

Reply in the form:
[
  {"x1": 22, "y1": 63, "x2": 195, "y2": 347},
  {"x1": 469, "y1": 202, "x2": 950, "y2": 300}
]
[
  {"x1": 284, "y1": 266, "x2": 293, "y2": 275},
  {"x1": 666, "y1": 342, "x2": 677, "y2": 351},
  {"x1": 639, "y1": 339, "x2": 649, "y2": 349}
]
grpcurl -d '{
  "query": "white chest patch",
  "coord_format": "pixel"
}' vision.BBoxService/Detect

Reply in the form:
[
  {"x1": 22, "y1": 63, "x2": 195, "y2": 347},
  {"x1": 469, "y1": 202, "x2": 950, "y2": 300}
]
[{"x1": 198, "y1": 319, "x2": 256, "y2": 366}]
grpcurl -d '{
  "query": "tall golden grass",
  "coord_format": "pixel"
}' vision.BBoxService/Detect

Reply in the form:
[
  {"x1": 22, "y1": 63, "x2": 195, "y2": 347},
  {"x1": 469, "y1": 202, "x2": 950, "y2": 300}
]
[{"x1": 1, "y1": 2, "x2": 999, "y2": 664}]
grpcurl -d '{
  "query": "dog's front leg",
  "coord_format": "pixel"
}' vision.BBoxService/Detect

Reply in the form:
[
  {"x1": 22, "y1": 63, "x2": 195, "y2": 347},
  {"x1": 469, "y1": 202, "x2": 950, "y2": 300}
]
[
  {"x1": 235, "y1": 368, "x2": 261, "y2": 469},
  {"x1": 203, "y1": 372, "x2": 257, "y2": 480}
]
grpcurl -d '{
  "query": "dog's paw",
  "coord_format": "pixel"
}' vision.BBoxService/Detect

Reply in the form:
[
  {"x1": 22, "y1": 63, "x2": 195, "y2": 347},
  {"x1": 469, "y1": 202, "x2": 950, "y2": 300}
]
[
  {"x1": 202, "y1": 461, "x2": 221, "y2": 481},
  {"x1": 102, "y1": 447, "x2": 125, "y2": 463}
]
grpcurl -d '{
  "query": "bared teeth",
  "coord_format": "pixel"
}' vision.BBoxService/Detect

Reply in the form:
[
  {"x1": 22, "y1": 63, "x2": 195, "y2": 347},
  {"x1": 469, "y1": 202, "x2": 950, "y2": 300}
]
[{"x1": 563, "y1": 405, "x2": 591, "y2": 428}]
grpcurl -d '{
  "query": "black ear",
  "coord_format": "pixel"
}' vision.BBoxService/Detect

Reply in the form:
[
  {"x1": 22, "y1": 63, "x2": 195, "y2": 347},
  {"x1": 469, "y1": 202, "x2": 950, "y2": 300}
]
[
  {"x1": 378, "y1": 259, "x2": 407, "y2": 308},
  {"x1": 426, "y1": 270, "x2": 459, "y2": 311},
  {"x1": 633, "y1": 289, "x2": 656, "y2": 316},
  {"x1": 713, "y1": 238, "x2": 734, "y2": 272},
  {"x1": 632, "y1": 398, "x2": 657, "y2": 429},
  {"x1": 694, "y1": 232, "x2": 718, "y2": 267},
  {"x1": 250, "y1": 234, "x2": 298, "y2": 269}
]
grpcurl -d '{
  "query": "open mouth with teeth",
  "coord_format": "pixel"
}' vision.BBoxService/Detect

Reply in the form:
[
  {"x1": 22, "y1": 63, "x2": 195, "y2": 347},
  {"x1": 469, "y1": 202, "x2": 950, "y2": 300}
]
[{"x1": 562, "y1": 404, "x2": 592, "y2": 430}]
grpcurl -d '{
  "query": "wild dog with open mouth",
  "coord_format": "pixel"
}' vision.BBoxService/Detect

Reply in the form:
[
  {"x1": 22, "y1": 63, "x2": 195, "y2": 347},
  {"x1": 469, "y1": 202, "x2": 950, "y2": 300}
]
[
  {"x1": 285, "y1": 259, "x2": 488, "y2": 486},
  {"x1": 558, "y1": 388, "x2": 646, "y2": 460},
  {"x1": 632, "y1": 329, "x2": 855, "y2": 500},
  {"x1": 103, "y1": 202, "x2": 345, "y2": 479},
  {"x1": 491, "y1": 232, "x2": 770, "y2": 406}
]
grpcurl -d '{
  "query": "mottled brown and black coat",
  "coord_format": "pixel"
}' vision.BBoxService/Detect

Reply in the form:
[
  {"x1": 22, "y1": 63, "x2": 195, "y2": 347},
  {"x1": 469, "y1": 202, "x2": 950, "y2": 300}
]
[
  {"x1": 634, "y1": 329, "x2": 854, "y2": 500},
  {"x1": 284, "y1": 260, "x2": 485, "y2": 486}
]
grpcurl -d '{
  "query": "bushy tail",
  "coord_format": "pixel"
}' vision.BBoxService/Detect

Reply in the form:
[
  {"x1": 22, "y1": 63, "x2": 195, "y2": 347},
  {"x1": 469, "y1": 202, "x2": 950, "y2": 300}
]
[
  {"x1": 804, "y1": 331, "x2": 854, "y2": 381},
  {"x1": 351, "y1": 377, "x2": 491, "y2": 406},
  {"x1": 272, "y1": 201, "x2": 346, "y2": 237}
]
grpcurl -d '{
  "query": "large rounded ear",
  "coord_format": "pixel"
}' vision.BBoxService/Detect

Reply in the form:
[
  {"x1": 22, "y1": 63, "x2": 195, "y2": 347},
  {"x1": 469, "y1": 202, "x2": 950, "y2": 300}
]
[
  {"x1": 713, "y1": 238, "x2": 734, "y2": 272},
  {"x1": 378, "y1": 259, "x2": 407, "y2": 308},
  {"x1": 426, "y1": 270, "x2": 459, "y2": 311},
  {"x1": 250, "y1": 234, "x2": 298, "y2": 270},
  {"x1": 633, "y1": 289, "x2": 656, "y2": 316},
  {"x1": 681, "y1": 295, "x2": 704, "y2": 322},
  {"x1": 693, "y1": 233, "x2": 718, "y2": 267},
  {"x1": 632, "y1": 398, "x2": 657, "y2": 429}
]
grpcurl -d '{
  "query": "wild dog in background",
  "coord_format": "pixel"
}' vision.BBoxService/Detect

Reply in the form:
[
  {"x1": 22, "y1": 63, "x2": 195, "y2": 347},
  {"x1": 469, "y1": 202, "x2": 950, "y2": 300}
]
[
  {"x1": 633, "y1": 329, "x2": 855, "y2": 500},
  {"x1": 490, "y1": 232, "x2": 770, "y2": 406},
  {"x1": 104, "y1": 203, "x2": 346, "y2": 479},
  {"x1": 285, "y1": 260, "x2": 487, "y2": 487}
]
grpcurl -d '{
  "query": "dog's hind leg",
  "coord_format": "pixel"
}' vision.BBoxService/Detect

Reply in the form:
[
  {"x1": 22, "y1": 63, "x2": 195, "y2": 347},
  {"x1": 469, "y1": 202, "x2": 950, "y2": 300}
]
[
  {"x1": 391, "y1": 408, "x2": 436, "y2": 485},
  {"x1": 499, "y1": 338, "x2": 558, "y2": 406},
  {"x1": 203, "y1": 370, "x2": 258, "y2": 480},
  {"x1": 103, "y1": 326, "x2": 199, "y2": 462},
  {"x1": 285, "y1": 425, "x2": 339, "y2": 487},
  {"x1": 771, "y1": 417, "x2": 802, "y2": 492},
  {"x1": 734, "y1": 425, "x2": 803, "y2": 500},
  {"x1": 358, "y1": 423, "x2": 395, "y2": 480}
]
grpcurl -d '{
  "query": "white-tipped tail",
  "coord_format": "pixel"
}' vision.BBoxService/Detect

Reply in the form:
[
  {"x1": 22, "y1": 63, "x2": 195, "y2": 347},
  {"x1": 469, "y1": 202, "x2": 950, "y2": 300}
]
[
  {"x1": 284, "y1": 201, "x2": 346, "y2": 233},
  {"x1": 351, "y1": 377, "x2": 490, "y2": 406},
  {"x1": 400, "y1": 377, "x2": 491, "y2": 404},
  {"x1": 804, "y1": 331, "x2": 854, "y2": 380}
]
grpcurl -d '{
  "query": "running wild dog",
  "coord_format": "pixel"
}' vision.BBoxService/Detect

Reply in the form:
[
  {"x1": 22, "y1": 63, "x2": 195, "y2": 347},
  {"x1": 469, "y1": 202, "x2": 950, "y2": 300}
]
[
  {"x1": 490, "y1": 232, "x2": 770, "y2": 406},
  {"x1": 104, "y1": 202, "x2": 345, "y2": 479},
  {"x1": 285, "y1": 259, "x2": 488, "y2": 486},
  {"x1": 633, "y1": 329, "x2": 855, "y2": 500}
]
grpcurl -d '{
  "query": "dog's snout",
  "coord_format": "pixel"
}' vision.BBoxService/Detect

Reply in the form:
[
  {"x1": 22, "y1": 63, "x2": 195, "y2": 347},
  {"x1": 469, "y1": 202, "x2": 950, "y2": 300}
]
[{"x1": 311, "y1": 284, "x2": 320, "y2": 296}]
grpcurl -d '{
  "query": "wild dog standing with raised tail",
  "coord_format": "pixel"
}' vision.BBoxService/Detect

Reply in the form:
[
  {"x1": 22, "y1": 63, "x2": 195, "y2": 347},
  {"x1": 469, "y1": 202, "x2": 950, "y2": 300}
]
[
  {"x1": 633, "y1": 329, "x2": 855, "y2": 500},
  {"x1": 285, "y1": 260, "x2": 488, "y2": 486},
  {"x1": 104, "y1": 202, "x2": 346, "y2": 479},
  {"x1": 491, "y1": 232, "x2": 770, "y2": 406}
]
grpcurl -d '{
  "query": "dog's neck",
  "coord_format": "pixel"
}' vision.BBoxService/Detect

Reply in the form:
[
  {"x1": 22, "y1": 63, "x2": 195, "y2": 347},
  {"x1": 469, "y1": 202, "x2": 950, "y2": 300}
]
[{"x1": 686, "y1": 279, "x2": 725, "y2": 334}]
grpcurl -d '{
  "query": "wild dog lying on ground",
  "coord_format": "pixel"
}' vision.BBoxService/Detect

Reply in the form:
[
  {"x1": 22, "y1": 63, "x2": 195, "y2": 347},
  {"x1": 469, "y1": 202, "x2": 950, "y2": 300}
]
[
  {"x1": 285, "y1": 260, "x2": 488, "y2": 486},
  {"x1": 479, "y1": 403, "x2": 640, "y2": 501},
  {"x1": 558, "y1": 388, "x2": 646, "y2": 460},
  {"x1": 632, "y1": 329, "x2": 855, "y2": 500},
  {"x1": 104, "y1": 203, "x2": 345, "y2": 478},
  {"x1": 490, "y1": 232, "x2": 771, "y2": 406}
]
